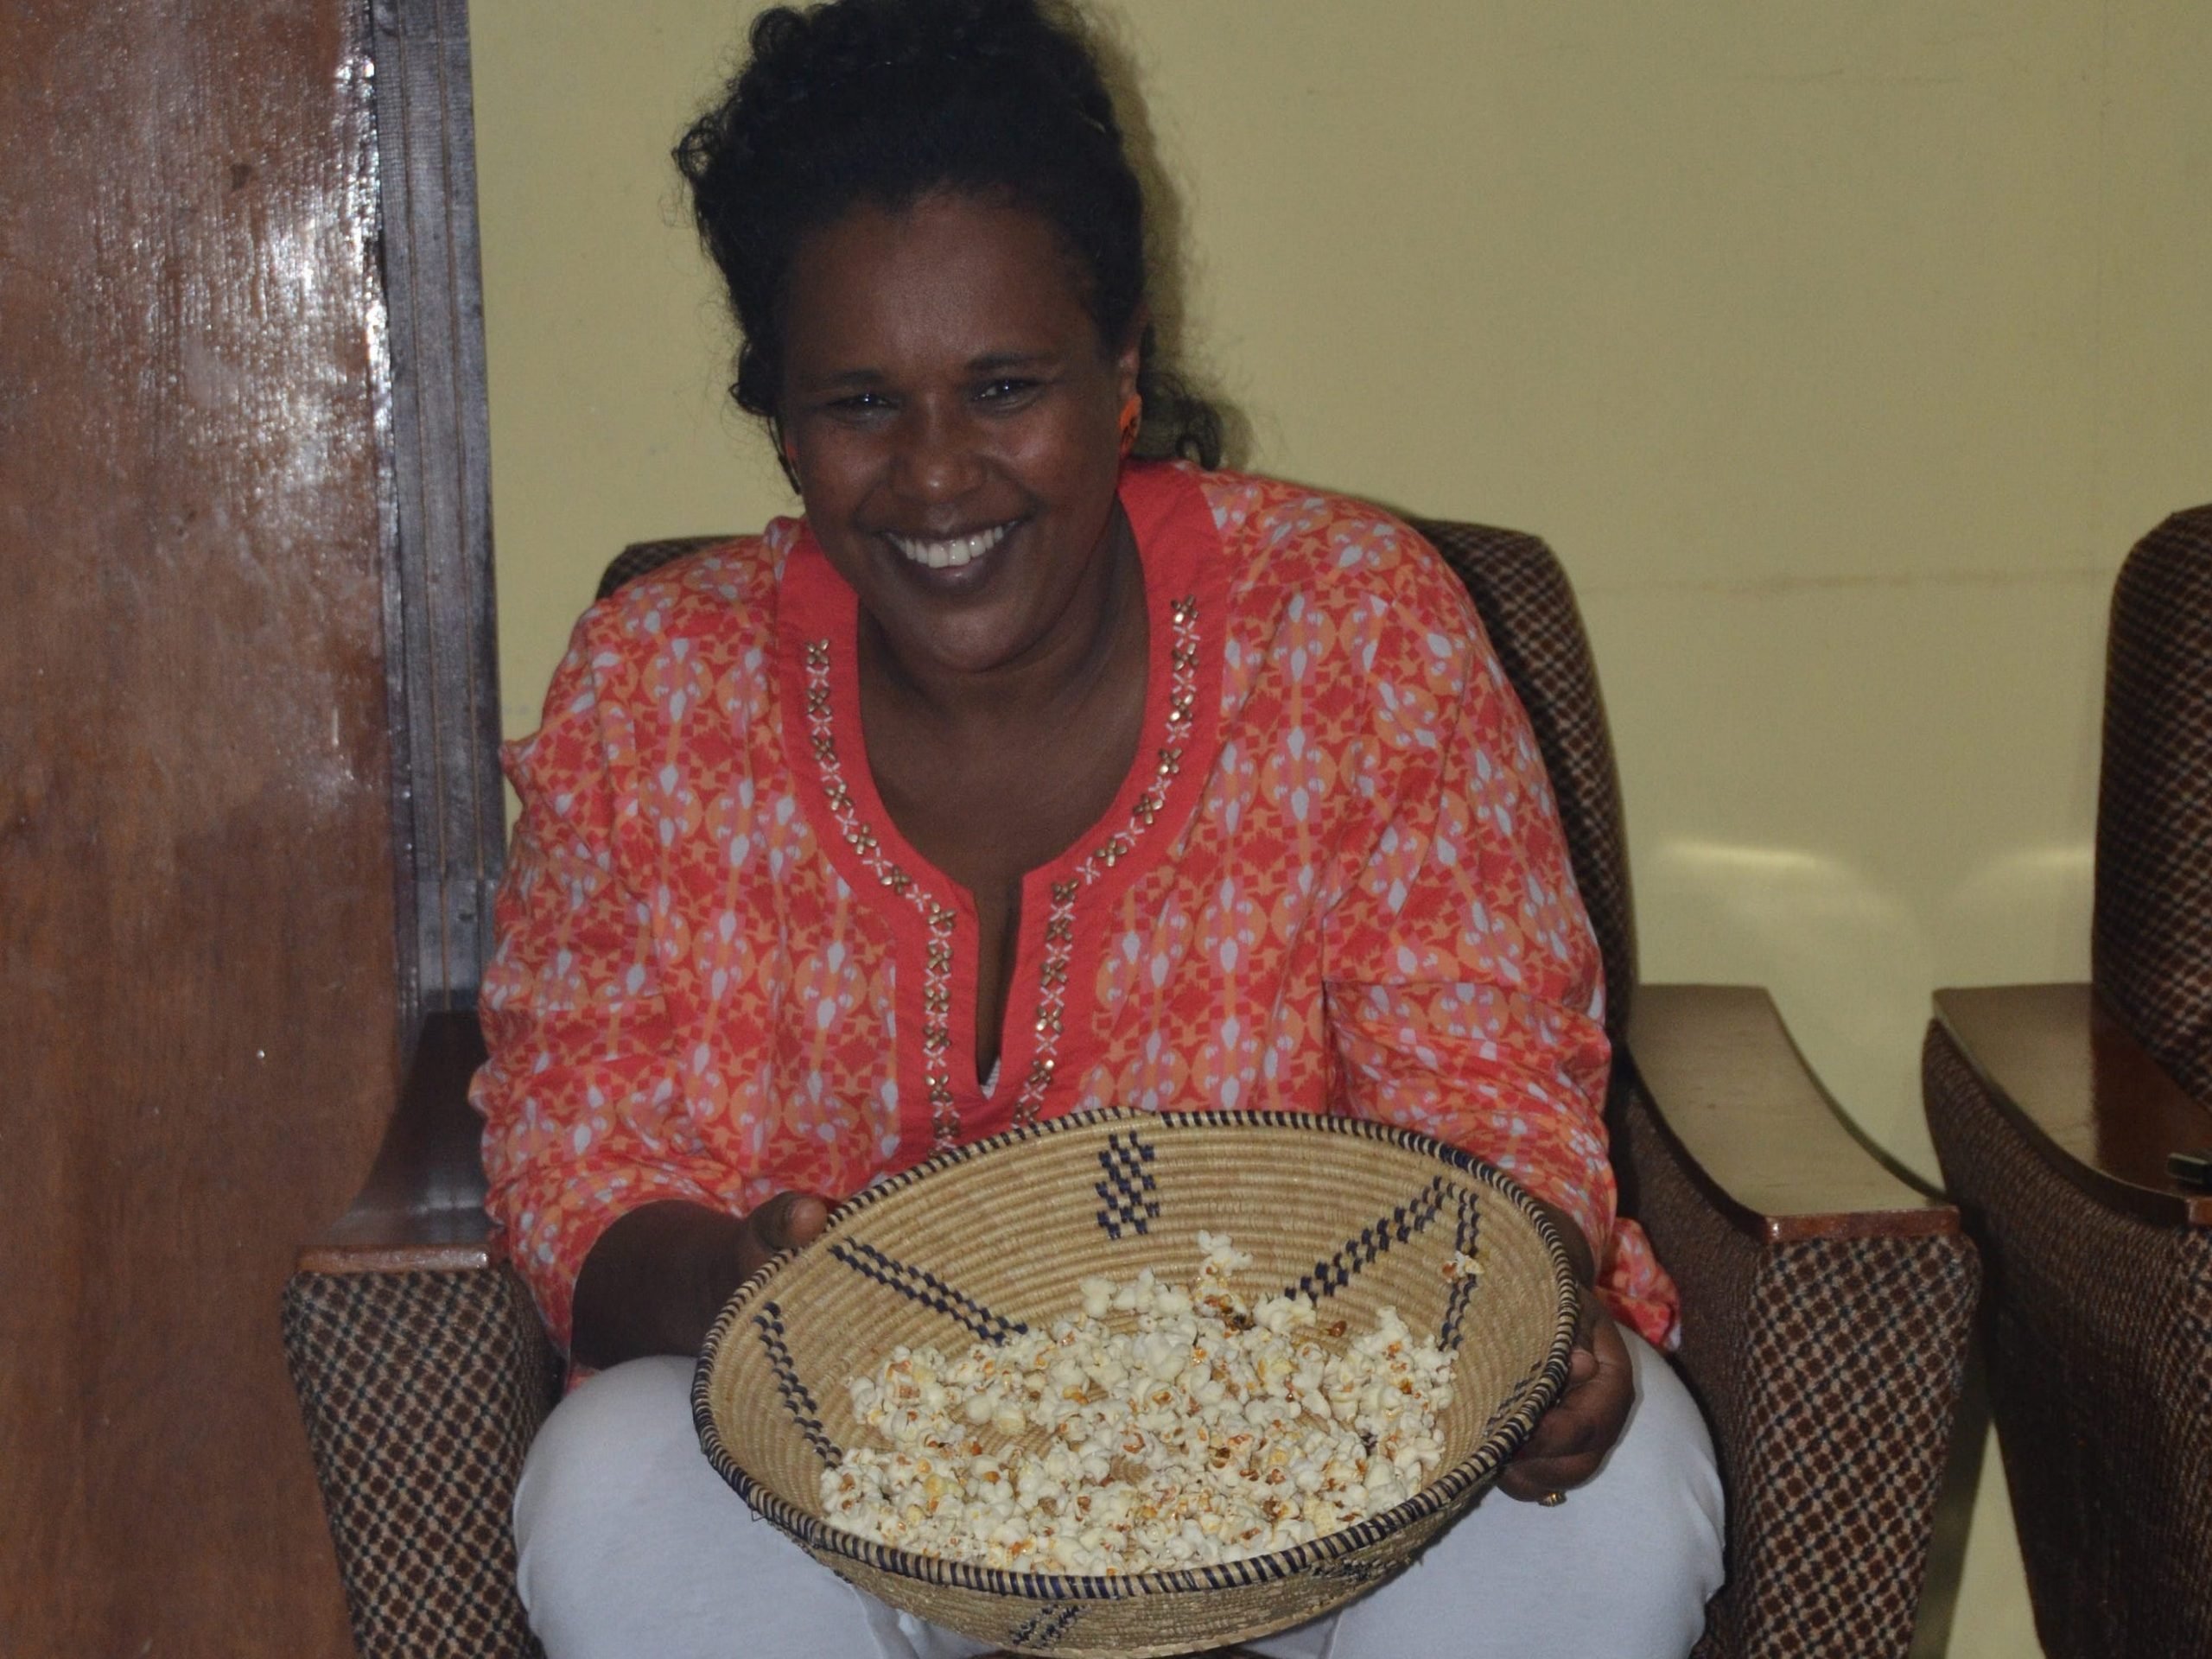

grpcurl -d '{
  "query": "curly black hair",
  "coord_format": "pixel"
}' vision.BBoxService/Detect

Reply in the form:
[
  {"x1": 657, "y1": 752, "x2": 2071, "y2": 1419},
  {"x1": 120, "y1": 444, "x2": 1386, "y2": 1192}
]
[{"x1": 674, "y1": 0, "x2": 1222, "y2": 469}]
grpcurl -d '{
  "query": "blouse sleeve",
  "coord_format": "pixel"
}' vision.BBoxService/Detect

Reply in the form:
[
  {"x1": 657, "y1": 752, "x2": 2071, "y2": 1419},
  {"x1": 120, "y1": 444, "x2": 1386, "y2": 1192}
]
[
  {"x1": 1319, "y1": 545, "x2": 1676, "y2": 1347},
  {"x1": 469, "y1": 618, "x2": 727, "y2": 1352}
]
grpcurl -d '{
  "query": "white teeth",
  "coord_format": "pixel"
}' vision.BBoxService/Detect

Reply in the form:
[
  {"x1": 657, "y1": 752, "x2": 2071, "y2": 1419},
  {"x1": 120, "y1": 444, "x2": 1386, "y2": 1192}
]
[{"x1": 889, "y1": 523, "x2": 1011, "y2": 571}]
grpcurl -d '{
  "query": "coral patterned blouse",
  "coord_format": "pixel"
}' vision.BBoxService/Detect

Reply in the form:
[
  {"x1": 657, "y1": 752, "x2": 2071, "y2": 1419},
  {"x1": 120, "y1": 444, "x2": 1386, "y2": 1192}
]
[{"x1": 474, "y1": 462, "x2": 1678, "y2": 1354}]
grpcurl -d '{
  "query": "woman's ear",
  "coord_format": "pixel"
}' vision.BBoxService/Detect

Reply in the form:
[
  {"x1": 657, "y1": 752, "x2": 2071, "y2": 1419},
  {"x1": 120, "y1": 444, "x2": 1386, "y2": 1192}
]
[
  {"x1": 772, "y1": 416, "x2": 802, "y2": 495},
  {"x1": 1115, "y1": 308, "x2": 1148, "y2": 404}
]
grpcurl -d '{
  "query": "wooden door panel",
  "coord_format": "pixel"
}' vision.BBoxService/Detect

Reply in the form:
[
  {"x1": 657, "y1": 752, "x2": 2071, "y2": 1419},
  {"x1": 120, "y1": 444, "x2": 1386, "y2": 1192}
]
[{"x1": 1, "y1": 2, "x2": 398, "y2": 1652}]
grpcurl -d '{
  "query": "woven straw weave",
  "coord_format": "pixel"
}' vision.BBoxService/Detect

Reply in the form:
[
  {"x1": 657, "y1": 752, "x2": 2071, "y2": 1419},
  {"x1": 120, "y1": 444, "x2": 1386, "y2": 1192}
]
[
  {"x1": 696, "y1": 1109, "x2": 1577, "y2": 1658},
  {"x1": 1925, "y1": 1024, "x2": 2212, "y2": 1657},
  {"x1": 283, "y1": 1267, "x2": 562, "y2": 1659},
  {"x1": 2094, "y1": 504, "x2": 2212, "y2": 1102},
  {"x1": 1617, "y1": 1077, "x2": 1979, "y2": 1659}
]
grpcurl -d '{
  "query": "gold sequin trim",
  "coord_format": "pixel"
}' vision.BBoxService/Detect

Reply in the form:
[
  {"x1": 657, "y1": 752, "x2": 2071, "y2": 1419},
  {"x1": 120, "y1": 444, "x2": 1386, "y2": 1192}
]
[
  {"x1": 804, "y1": 639, "x2": 962, "y2": 1149},
  {"x1": 1012, "y1": 594, "x2": 1203, "y2": 1128}
]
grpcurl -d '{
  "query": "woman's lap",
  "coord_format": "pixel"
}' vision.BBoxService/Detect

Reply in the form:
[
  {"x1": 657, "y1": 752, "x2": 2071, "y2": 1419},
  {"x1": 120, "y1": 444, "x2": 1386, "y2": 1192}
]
[
  {"x1": 1240, "y1": 1332, "x2": 1723, "y2": 1657},
  {"x1": 514, "y1": 1357, "x2": 953, "y2": 1658},
  {"x1": 514, "y1": 1332, "x2": 1723, "y2": 1659}
]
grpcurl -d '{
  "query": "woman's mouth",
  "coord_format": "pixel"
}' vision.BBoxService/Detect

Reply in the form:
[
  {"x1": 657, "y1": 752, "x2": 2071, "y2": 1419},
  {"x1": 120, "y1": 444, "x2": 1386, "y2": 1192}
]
[{"x1": 887, "y1": 523, "x2": 1013, "y2": 570}]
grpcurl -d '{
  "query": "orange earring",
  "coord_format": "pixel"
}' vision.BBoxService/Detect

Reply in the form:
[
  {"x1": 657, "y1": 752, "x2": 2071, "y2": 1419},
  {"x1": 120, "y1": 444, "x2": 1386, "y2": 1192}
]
[{"x1": 1117, "y1": 394, "x2": 1142, "y2": 458}]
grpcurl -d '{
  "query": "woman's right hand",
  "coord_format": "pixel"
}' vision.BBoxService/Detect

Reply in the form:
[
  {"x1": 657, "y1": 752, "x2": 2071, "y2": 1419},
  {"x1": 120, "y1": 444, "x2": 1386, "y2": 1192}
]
[
  {"x1": 727, "y1": 1190, "x2": 834, "y2": 1280},
  {"x1": 569, "y1": 1192, "x2": 830, "y2": 1371}
]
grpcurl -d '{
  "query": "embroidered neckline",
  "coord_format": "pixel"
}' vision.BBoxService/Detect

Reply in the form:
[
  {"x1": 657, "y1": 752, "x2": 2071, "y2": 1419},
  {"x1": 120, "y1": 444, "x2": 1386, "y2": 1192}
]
[
  {"x1": 779, "y1": 461, "x2": 1227, "y2": 1162},
  {"x1": 804, "y1": 638, "x2": 963, "y2": 1148},
  {"x1": 800, "y1": 592, "x2": 1196, "y2": 1143},
  {"x1": 1011, "y1": 593, "x2": 1199, "y2": 1127}
]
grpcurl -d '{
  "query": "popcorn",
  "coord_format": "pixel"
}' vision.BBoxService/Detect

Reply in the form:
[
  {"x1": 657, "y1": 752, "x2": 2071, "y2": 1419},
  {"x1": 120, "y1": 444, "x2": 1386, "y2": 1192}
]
[{"x1": 818, "y1": 1237, "x2": 1476, "y2": 1574}]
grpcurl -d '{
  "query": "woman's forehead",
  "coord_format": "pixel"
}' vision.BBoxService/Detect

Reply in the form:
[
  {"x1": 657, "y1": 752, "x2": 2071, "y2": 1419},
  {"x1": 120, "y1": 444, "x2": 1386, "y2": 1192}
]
[{"x1": 782, "y1": 193, "x2": 1100, "y2": 377}]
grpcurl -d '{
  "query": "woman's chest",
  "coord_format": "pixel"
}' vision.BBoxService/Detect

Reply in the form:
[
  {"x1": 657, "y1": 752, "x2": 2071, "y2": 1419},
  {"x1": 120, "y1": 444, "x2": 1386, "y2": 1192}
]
[
  {"x1": 624, "y1": 711, "x2": 1352, "y2": 1153},
  {"x1": 652, "y1": 832, "x2": 1343, "y2": 1181}
]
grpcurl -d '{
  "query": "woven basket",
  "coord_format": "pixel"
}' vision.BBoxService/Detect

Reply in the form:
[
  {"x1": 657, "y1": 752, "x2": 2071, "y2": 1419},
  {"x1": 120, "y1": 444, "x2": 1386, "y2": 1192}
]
[{"x1": 695, "y1": 1109, "x2": 1578, "y2": 1657}]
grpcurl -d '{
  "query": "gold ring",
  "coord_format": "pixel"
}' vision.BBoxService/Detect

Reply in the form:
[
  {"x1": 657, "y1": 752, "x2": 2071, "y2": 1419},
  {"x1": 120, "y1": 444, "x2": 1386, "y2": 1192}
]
[{"x1": 1539, "y1": 1490, "x2": 1567, "y2": 1507}]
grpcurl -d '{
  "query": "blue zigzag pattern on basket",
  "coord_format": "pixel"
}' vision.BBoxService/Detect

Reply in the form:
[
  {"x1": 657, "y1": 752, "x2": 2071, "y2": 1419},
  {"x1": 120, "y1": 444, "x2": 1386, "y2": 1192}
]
[
  {"x1": 1007, "y1": 1603, "x2": 1084, "y2": 1649},
  {"x1": 1438, "y1": 1183, "x2": 1484, "y2": 1351},
  {"x1": 829, "y1": 1239, "x2": 1030, "y2": 1345},
  {"x1": 1092, "y1": 1128, "x2": 1160, "y2": 1240},
  {"x1": 754, "y1": 1302, "x2": 842, "y2": 1468},
  {"x1": 1314, "y1": 1554, "x2": 1395, "y2": 1587},
  {"x1": 1286, "y1": 1175, "x2": 1451, "y2": 1302}
]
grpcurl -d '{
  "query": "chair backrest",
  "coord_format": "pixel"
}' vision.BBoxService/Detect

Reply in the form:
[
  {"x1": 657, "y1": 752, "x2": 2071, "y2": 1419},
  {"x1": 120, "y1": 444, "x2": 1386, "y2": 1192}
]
[
  {"x1": 2093, "y1": 504, "x2": 2212, "y2": 1102},
  {"x1": 599, "y1": 515, "x2": 1637, "y2": 1037}
]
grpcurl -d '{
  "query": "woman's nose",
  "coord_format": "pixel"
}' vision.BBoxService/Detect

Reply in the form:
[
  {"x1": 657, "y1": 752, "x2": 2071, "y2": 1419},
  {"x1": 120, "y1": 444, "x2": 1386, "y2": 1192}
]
[{"x1": 891, "y1": 403, "x2": 986, "y2": 502}]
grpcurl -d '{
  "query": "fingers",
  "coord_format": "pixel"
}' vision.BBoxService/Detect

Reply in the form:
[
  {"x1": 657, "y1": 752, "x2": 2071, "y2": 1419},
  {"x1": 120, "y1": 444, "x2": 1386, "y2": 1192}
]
[
  {"x1": 1499, "y1": 1313, "x2": 1636, "y2": 1502},
  {"x1": 747, "y1": 1190, "x2": 832, "y2": 1255},
  {"x1": 788, "y1": 1193, "x2": 830, "y2": 1245}
]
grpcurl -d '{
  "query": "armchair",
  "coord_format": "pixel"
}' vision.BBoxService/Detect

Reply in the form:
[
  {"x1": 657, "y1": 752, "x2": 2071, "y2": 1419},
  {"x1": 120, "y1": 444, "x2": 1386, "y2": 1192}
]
[
  {"x1": 1923, "y1": 503, "x2": 2212, "y2": 1659},
  {"x1": 285, "y1": 517, "x2": 1978, "y2": 1658}
]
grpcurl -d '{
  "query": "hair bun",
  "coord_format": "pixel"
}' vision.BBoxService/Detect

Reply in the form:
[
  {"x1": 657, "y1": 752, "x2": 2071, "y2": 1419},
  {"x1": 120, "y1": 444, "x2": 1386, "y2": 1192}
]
[{"x1": 677, "y1": 0, "x2": 1221, "y2": 467}]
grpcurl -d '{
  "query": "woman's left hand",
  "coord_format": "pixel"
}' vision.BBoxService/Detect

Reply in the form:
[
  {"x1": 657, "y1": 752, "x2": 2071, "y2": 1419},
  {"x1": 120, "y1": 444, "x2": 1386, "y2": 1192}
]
[{"x1": 1496, "y1": 1299, "x2": 1635, "y2": 1502}]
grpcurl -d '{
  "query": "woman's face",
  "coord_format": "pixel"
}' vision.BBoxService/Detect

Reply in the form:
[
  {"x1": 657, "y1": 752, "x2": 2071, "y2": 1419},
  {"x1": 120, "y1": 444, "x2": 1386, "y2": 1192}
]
[{"x1": 778, "y1": 191, "x2": 1141, "y2": 680}]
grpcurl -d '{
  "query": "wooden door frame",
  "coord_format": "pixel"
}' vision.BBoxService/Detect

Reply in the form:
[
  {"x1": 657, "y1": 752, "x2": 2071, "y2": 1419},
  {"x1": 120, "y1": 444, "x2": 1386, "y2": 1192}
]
[{"x1": 370, "y1": 0, "x2": 505, "y2": 1027}]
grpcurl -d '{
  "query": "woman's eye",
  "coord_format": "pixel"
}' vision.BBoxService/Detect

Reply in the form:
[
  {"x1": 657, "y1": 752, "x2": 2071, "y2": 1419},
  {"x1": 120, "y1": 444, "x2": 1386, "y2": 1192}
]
[{"x1": 826, "y1": 392, "x2": 893, "y2": 420}]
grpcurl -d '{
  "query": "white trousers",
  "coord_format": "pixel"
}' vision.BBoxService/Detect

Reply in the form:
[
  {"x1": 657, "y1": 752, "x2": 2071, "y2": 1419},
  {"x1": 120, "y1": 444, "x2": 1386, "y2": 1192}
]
[{"x1": 516, "y1": 1332, "x2": 1723, "y2": 1659}]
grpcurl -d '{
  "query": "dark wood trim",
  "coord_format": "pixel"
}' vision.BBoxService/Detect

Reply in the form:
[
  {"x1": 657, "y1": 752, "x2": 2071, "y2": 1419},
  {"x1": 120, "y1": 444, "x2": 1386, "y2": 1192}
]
[
  {"x1": 1627, "y1": 984, "x2": 1959, "y2": 1242},
  {"x1": 370, "y1": 0, "x2": 505, "y2": 1026},
  {"x1": 1934, "y1": 983, "x2": 2212, "y2": 1229},
  {"x1": 300, "y1": 1011, "x2": 502, "y2": 1274}
]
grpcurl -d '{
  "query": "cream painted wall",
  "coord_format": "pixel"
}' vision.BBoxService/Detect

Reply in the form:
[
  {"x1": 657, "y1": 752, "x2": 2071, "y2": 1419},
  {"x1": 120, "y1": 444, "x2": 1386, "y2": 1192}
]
[{"x1": 473, "y1": 3, "x2": 2212, "y2": 1653}]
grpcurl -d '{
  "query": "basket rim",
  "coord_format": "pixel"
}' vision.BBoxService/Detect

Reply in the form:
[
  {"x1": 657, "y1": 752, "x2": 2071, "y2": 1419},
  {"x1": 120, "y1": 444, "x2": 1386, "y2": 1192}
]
[{"x1": 692, "y1": 1105, "x2": 1580, "y2": 1603}]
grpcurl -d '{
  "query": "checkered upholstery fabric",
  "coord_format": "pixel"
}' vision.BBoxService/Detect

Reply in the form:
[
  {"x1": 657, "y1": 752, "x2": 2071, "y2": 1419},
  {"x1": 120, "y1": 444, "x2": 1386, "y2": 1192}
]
[
  {"x1": 1412, "y1": 520, "x2": 1638, "y2": 1037},
  {"x1": 1435, "y1": 519, "x2": 1976, "y2": 1654},
  {"x1": 283, "y1": 1267, "x2": 562, "y2": 1659},
  {"x1": 1924, "y1": 1024, "x2": 2212, "y2": 1658},
  {"x1": 2094, "y1": 504, "x2": 2212, "y2": 1101},
  {"x1": 1619, "y1": 1077, "x2": 1980, "y2": 1659}
]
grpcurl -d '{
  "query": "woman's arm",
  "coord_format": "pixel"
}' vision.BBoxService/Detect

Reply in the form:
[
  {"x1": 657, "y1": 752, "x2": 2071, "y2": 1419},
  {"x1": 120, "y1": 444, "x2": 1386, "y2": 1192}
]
[
  {"x1": 1317, "y1": 537, "x2": 1637, "y2": 1493},
  {"x1": 1318, "y1": 566, "x2": 1618, "y2": 1294},
  {"x1": 472, "y1": 620, "x2": 750, "y2": 1355},
  {"x1": 569, "y1": 1193, "x2": 827, "y2": 1370}
]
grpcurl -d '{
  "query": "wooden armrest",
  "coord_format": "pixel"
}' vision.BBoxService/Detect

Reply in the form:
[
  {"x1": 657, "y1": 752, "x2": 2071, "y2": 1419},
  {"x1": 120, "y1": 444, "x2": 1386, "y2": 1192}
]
[
  {"x1": 1933, "y1": 982, "x2": 2212, "y2": 1227},
  {"x1": 1625, "y1": 984, "x2": 1958, "y2": 1243},
  {"x1": 297, "y1": 1008, "x2": 499, "y2": 1274}
]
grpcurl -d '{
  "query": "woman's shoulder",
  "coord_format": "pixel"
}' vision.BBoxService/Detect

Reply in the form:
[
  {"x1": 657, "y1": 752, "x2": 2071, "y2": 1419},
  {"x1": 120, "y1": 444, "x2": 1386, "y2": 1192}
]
[
  {"x1": 572, "y1": 519, "x2": 798, "y2": 662},
  {"x1": 1196, "y1": 467, "x2": 1478, "y2": 637}
]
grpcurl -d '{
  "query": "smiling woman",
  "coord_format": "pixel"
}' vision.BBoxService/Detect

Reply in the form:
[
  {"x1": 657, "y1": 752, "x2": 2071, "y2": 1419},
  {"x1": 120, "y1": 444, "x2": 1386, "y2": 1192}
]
[
  {"x1": 782, "y1": 194, "x2": 1154, "y2": 1086},
  {"x1": 471, "y1": 2, "x2": 1722, "y2": 1655},
  {"x1": 780, "y1": 196, "x2": 1139, "y2": 681}
]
